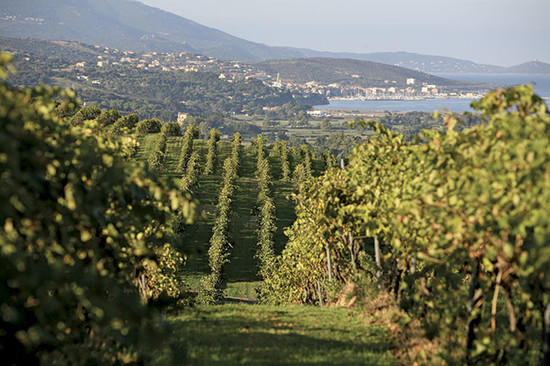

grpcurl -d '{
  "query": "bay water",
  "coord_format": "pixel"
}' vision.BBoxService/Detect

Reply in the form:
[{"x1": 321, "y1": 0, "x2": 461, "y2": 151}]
[{"x1": 314, "y1": 73, "x2": 550, "y2": 113}]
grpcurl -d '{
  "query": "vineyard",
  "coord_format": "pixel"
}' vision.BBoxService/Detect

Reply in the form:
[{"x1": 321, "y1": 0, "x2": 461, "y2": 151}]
[
  {"x1": 1, "y1": 50, "x2": 549, "y2": 365},
  {"x1": 133, "y1": 125, "x2": 325, "y2": 302}
]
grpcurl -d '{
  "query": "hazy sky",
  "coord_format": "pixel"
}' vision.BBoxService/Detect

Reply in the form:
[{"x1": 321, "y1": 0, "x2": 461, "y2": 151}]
[{"x1": 139, "y1": 0, "x2": 550, "y2": 66}]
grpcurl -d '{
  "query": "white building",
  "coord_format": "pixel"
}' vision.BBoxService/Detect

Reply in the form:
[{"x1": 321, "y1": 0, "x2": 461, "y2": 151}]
[{"x1": 177, "y1": 113, "x2": 189, "y2": 124}]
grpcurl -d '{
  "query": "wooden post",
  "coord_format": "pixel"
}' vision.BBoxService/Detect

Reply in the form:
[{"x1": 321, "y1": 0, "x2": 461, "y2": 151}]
[
  {"x1": 374, "y1": 236, "x2": 382, "y2": 282},
  {"x1": 325, "y1": 242, "x2": 333, "y2": 282},
  {"x1": 137, "y1": 274, "x2": 148, "y2": 304},
  {"x1": 348, "y1": 232, "x2": 356, "y2": 273},
  {"x1": 467, "y1": 261, "x2": 483, "y2": 361},
  {"x1": 317, "y1": 281, "x2": 324, "y2": 307},
  {"x1": 544, "y1": 301, "x2": 550, "y2": 365}
]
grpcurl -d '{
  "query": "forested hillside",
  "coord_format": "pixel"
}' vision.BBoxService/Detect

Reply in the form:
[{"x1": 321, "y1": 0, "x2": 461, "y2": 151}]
[
  {"x1": 0, "y1": 37, "x2": 329, "y2": 119},
  {"x1": 7, "y1": 55, "x2": 295, "y2": 118},
  {"x1": 254, "y1": 57, "x2": 472, "y2": 87}
]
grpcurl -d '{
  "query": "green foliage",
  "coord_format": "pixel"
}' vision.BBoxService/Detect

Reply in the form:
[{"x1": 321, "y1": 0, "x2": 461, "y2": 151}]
[
  {"x1": 0, "y1": 55, "x2": 194, "y2": 364},
  {"x1": 252, "y1": 136, "x2": 277, "y2": 279},
  {"x1": 148, "y1": 133, "x2": 168, "y2": 172},
  {"x1": 136, "y1": 118, "x2": 162, "y2": 134},
  {"x1": 110, "y1": 113, "x2": 140, "y2": 136},
  {"x1": 144, "y1": 244, "x2": 186, "y2": 301},
  {"x1": 279, "y1": 141, "x2": 291, "y2": 181},
  {"x1": 70, "y1": 105, "x2": 102, "y2": 126},
  {"x1": 96, "y1": 108, "x2": 121, "y2": 126},
  {"x1": 197, "y1": 134, "x2": 242, "y2": 304},
  {"x1": 300, "y1": 144, "x2": 314, "y2": 177},
  {"x1": 177, "y1": 125, "x2": 199, "y2": 172},
  {"x1": 251, "y1": 133, "x2": 267, "y2": 159},
  {"x1": 262, "y1": 85, "x2": 550, "y2": 363},
  {"x1": 160, "y1": 121, "x2": 182, "y2": 137},
  {"x1": 320, "y1": 118, "x2": 332, "y2": 131},
  {"x1": 322, "y1": 149, "x2": 338, "y2": 169},
  {"x1": 203, "y1": 128, "x2": 221, "y2": 175},
  {"x1": 180, "y1": 150, "x2": 201, "y2": 194},
  {"x1": 118, "y1": 113, "x2": 140, "y2": 128},
  {"x1": 259, "y1": 168, "x2": 350, "y2": 305},
  {"x1": 231, "y1": 132, "x2": 242, "y2": 168},
  {"x1": 314, "y1": 132, "x2": 363, "y2": 159},
  {"x1": 222, "y1": 120, "x2": 262, "y2": 137}
]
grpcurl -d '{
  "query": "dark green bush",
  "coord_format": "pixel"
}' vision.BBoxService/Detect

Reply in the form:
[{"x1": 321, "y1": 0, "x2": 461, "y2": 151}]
[
  {"x1": 97, "y1": 109, "x2": 122, "y2": 126},
  {"x1": 70, "y1": 105, "x2": 102, "y2": 126},
  {"x1": 137, "y1": 118, "x2": 162, "y2": 134},
  {"x1": 161, "y1": 121, "x2": 182, "y2": 136}
]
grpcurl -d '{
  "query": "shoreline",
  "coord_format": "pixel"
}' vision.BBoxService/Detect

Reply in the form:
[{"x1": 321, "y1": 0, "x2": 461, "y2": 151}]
[
  {"x1": 327, "y1": 95, "x2": 483, "y2": 102},
  {"x1": 311, "y1": 97, "x2": 478, "y2": 113}
]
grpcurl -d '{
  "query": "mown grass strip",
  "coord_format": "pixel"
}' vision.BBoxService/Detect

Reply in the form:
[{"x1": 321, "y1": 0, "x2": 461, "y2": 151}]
[{"x1": 152, "y1": 304, "x2": 396, "y2": 365}]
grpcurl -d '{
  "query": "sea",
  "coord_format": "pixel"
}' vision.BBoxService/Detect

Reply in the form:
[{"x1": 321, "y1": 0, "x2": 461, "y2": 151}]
[{"x1": 313, "y1": 73, "x2": 550, "y2": 113}]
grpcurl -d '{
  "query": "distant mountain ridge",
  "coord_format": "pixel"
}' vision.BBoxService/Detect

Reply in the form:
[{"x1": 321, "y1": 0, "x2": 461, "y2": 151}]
[
  {"x1": 0, "y1": 0, "x2": 308, "y2": 61},
  {"x1": 504, "y1": 61, "x2": 550, "y2": 74},
  {"x1": 1, "y1": 0, "x2": 548, "y2": 73}
]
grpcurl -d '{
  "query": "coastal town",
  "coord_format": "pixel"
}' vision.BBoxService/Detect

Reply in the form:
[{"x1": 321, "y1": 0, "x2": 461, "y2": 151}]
[{"x1": 61, "y1": 44, "x2": 486, "y2": 103}]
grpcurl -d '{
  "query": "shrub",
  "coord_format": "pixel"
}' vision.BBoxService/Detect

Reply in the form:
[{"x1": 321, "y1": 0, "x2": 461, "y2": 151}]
[
  {"x1": 137, "y1": 118, "x2": 162, "y2": 134},
  {"x1": 70, "y1": 105, "x2": 102, "y2": 126},
  {"x1": 97, "y1": 109, "x2": 121, "y2": 126},
  {"x1": 161, "y1": 122, "x2": 182, "y2": 136},
  {"x1": 118, "y1": 113, "x2": 140, "y2": 129},
  {"x1": 110, "y1": 113, "x2": 140, "y2": 136}
]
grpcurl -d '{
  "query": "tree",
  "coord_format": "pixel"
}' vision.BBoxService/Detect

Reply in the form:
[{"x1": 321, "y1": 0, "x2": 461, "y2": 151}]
[
  {"x1": 97, "y1": 109, "x2": 121, "y2": 126},
  {"x1": 320, "y1": 118, "x2": 331, "y2": 131},
  {"x1": 136, "y1": 118, "x2": 162, "y2": 134},
  {"x1": 110, "y1": 113, "x2": 140, "y2": 136},
  {"x1": 70, "y1": 105, "x2": 102, "y2": 126},
  {"x1": 160, "y1": 121, "x2": 182, "y2": 136}
]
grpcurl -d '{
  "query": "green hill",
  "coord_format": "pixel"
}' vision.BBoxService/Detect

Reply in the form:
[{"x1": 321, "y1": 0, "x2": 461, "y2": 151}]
[
  {"x1": 0, "y1": 37, "x2": 306, "y2": 118},
  {"x1": 254, "y1": 57, "x2": 481, "y2": 88}
]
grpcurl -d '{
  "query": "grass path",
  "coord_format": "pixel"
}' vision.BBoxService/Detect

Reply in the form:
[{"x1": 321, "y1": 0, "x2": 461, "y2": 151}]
[
  {"x1": 224, "y1": 148, "x2": 261, "y2": 298},
  {"x1": 152, "y1": 304, "x2": 396, "y2": 365}
]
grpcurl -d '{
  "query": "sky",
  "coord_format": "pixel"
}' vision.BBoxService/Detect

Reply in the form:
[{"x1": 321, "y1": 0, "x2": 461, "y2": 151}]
[{"x1": 139, "y1": 0, "x2": 550, "y2": 66}]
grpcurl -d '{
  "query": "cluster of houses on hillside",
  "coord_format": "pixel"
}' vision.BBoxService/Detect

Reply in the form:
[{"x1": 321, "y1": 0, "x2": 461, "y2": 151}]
[
  {"x1": 68, "y1": 45, "x2": 483, "y2": 101},
  {"x1": 261, "y1": 76, "x2": 484, "y2": 101},
  {"x1": 78, "y1": 46, "x2": 266, "y2": 79}
]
